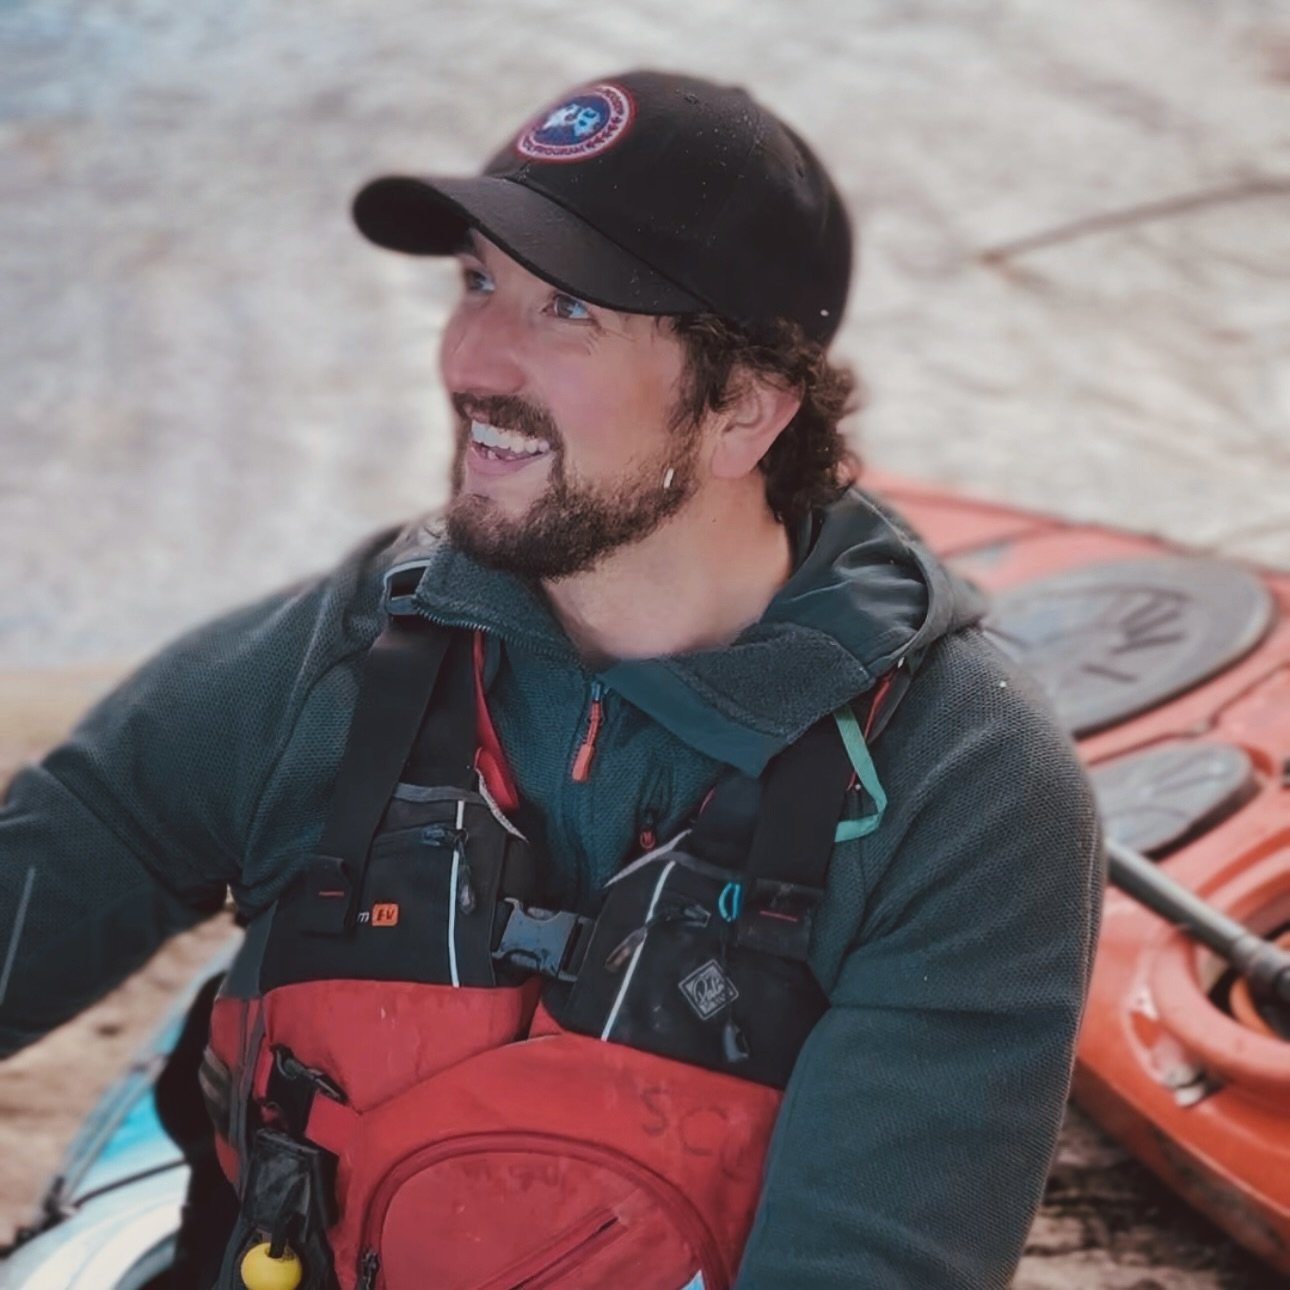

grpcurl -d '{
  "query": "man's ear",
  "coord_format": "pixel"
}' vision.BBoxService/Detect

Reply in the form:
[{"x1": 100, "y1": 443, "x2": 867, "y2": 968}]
[{"x1": 708, "y1": 370, "x2": 803, "y2": 481}]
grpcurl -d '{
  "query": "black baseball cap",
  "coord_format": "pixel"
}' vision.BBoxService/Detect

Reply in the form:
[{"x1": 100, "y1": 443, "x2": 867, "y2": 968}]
[{"x1": 352, "y1": 70, "x2": 851, "y2": 344}]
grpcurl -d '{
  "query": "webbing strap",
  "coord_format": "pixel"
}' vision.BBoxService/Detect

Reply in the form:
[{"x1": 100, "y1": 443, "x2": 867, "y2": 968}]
[
  {"x1": 253, "y1": 1043, "x2": 361, "y2": 1161},
  {"x1": 403, "y1": 632, "x2": 477, "y2": 788},
  {"x1": 831, "y1": 705, "x2": 887, "y2": 843},
  {"x1": 745, "y1": 715, "x2": 854, "y2": 892},
  {"x1": 316, "y1": 614, "x2": 450, "y2": 888}
]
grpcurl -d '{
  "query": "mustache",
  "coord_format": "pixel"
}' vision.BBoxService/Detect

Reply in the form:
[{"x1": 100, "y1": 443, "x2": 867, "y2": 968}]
[{"x1": 451, "y1": 393, "x2": 561, "y2": 447}]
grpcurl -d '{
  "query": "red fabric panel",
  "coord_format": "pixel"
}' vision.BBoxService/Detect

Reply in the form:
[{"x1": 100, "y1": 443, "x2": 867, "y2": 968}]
[
  {"x1": 207, "y1": 994, "x2": 256, "y2": 1185},
  {"x1": 305, "y1": 1089, "x2": 362, "y2": 1158},
  {"x1": 864, "y1": 670, "x2": 896, "y2": 740},
  {"x1": 472, "y1": 631, "x2": 521, "y2": 812},
  {"x1": 261, "y1": 978, "x2": 538, "y2": 1112}
]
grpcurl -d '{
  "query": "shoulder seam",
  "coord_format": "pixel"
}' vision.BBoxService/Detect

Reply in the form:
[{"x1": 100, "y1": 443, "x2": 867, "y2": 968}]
[{"x1": 243, "y1": 638, "x2": 374, "y2": 856}]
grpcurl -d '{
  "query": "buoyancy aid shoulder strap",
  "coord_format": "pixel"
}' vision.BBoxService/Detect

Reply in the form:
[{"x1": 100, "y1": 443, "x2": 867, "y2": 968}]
[
  {"x1": 687, "y1": 666, "x2": 906, "y2": 883},
  {"x1": 319, "y1": 612, "x2": 452, "y2": 865},
  {"x1": 690, "y1": 718, "x2": 852, "y2": 965},
  {"x1": 304, "y1": 611, "x2": 452, "y2": 931},
  {"x1": 714, "y1": 664, "x2": 921, "y2": 961},
  {"x1": 402, "y1": 631, "x2": 477, "y2": 787},
  {"x1": 745, "y1": 717, "x2": 853, "y2": 894}
]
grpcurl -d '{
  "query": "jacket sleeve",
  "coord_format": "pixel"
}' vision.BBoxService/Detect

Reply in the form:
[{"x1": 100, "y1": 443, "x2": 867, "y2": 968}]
[
  {"x1": 0, "y1": 531, "x2": 396, "y2": 1058},
  {"x1": 735, "y1": 633, "x2": 1105, "y2": 1289}
]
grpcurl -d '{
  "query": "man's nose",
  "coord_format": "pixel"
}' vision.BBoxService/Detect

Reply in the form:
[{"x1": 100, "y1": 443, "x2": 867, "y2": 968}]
[{"x1": 440, "y1": 303, "x2": 526, "y2": 396}]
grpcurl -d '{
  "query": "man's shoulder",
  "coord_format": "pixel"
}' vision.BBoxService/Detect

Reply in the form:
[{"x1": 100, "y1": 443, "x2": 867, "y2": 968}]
[
  {"x1": 48, "y1": 518, "x2": 453, "y2": 892},
  {"x1": 185, "y1": 516, "x2": 443, "y2": 668},
  {"x1": 897, "y1": 622, "x2": 1085, "y2": 771},
  {"x1": 311, "y1": 514, "x2": 447, "y2": 622},
  {"x1": 89, "y1": 518, "x2": 446, "y2": 748},
  {"x1": 868, "y1": 620, "x2": 1101, "y2": 888}
]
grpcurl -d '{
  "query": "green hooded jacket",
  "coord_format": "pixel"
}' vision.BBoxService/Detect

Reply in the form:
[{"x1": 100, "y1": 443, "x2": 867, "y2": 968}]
[{"x1": 0, "y1": 486, "x2": 1103, "y2": 1288}]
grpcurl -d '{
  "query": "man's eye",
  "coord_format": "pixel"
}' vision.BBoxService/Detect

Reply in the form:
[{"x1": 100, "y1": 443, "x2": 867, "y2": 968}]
[
  {"x1": 462, "y1": 266, "x2": 493, "y2": 295},
  {"x1": 550, "y1": 292, "x2": 591, "y2": 321}
]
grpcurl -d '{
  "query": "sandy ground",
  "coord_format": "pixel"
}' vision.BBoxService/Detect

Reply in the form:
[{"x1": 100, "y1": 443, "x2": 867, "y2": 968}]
[{"x1": 2, "y1": 0, "x2": 1289, "y2": 1284}]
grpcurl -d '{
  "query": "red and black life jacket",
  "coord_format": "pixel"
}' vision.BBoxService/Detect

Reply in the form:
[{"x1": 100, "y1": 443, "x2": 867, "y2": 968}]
[{"x1": 202, "y1": 587, "x2": 903, "y2": 1290}]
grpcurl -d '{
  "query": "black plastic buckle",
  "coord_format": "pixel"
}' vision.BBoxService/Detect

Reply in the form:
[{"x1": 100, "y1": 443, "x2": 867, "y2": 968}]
[
  {"x1": 263, "y1": 1046, "x2": 346, "y2": 1140},
  {"x1": 492, "y1": 900, "x2": 593, "y2": 982},
  {"x1": 735, "y1": 880, "x2": 821, "y2": 962}
]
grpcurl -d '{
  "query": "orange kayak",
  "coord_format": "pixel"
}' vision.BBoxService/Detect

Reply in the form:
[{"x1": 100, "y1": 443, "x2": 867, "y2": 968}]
[{"x1": 870, "y1": 471, "x2": 1290, "y2": 1275}]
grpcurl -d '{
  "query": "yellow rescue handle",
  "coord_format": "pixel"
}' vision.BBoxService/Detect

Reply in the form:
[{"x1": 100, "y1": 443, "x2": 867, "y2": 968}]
[{"x1": 240, "y1": 1240, "x2": 303, "y2": 1290}]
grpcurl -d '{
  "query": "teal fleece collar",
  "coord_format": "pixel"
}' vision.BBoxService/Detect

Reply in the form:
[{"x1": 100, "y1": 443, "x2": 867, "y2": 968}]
[{"x1": 402, "y1": 487, "x2": 987, "y2": 776}]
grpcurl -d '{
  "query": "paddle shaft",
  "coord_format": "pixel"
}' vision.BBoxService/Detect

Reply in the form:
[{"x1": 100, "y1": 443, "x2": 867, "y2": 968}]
[{"x1": 1106, "y1": 839, "x2": 1290, "y2": 1006}]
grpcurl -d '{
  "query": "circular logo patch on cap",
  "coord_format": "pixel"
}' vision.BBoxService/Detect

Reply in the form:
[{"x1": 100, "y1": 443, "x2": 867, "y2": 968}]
[{"x1": 515, "y1": 83, "x2": 633, "y2": 163}]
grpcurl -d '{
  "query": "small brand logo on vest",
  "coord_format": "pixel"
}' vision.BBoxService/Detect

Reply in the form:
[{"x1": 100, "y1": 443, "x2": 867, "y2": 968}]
[
  {"x1": 515, "y1": 84, "x2": 634, "y2": 162},
  {"x1": 355, "y1": 902, "x2": 400, "y2": 926},
  {"x1": 679, "y1": 959, "x2": 739, "y2": 1021}
]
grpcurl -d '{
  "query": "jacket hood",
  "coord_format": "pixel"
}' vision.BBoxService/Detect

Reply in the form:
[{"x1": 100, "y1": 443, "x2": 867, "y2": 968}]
[{"x1": 401, "y1": 486, "x2": 987, "y2": 776}]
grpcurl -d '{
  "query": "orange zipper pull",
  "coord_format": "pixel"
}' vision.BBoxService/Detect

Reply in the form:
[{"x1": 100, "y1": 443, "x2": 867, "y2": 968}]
[{"x1": 571, "y1": 681, "x2": 605, "y2": 782}]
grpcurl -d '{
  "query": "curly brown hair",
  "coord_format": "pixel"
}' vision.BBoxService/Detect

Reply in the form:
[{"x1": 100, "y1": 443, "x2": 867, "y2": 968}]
[{"x1": 666, "y1": 313, "x2": 863, "y2": 527}]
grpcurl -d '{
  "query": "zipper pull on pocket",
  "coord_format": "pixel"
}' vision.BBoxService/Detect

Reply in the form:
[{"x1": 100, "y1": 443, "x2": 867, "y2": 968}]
[
  {"x1": 722, "y1": 1016, "x2": 751, "y2": 1065},
  {"x1": 421, "y1": 824, "x2": 467, "y2": 849},
  {"x1": 605, "y1": 925, "x2": 647, "y2": 973},
  {"x1": 456, "y1": 856, "x2": 477, "y2": 915}
]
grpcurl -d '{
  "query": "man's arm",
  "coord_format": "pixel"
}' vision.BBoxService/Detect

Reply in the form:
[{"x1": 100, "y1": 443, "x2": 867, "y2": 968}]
[
  {"x1": 0, "y1": 529, "x2": 400, "y2": 1057},
  {"x1": 736, "y1": 630, "x2": 1104, "y2": 1289}
]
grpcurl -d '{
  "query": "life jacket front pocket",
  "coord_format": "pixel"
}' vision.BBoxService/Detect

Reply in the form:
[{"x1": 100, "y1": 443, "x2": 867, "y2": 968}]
[
  {"x1": 335, "y1": 1027, "x2": 779, "y2": 1290},
  {"x1": 358, "y1": 1134, "x2": 708, "y2": 1290}
]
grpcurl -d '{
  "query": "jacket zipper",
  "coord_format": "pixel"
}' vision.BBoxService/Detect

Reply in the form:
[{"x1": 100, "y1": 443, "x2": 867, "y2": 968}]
[
  {"x1": 412, "y1": 607, "x2": 603, "y2": 784},
  {"x1": 413, "y1": 606, "x2": 568, "y2": 664},
  {"x1": 414, "y1": 607, "x2": 496, "y2": 637},
  {"x1": 570, "y1": 680, "x2": 605, "y2": 782}
]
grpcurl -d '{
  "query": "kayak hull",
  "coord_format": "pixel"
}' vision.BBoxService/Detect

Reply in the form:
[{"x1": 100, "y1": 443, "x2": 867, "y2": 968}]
[{"x1": 873, "y1": 471, "x2": 1290, "y2": 1274}]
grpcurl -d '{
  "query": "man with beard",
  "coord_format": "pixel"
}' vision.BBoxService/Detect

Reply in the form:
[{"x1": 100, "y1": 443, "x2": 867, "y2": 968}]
[{"x1": 0, "y1": 72, "x2": 1101, "y2": 1288}]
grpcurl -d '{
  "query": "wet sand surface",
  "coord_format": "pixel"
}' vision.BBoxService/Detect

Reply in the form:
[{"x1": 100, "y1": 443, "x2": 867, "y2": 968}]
[{"x1": 2, "y1": 1, "x2": 1289, "y2": 1284}]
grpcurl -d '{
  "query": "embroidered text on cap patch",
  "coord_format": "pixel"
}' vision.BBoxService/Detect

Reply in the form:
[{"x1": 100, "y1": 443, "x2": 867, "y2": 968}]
[{"x1": 515, "y1": 84, "x2": 634, "y2": 162}]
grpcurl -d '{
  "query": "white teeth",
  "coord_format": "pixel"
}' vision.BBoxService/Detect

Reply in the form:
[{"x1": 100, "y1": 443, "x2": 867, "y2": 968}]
[{"x1": 470, "y1": 420, "x2": 551, "y2": 456}]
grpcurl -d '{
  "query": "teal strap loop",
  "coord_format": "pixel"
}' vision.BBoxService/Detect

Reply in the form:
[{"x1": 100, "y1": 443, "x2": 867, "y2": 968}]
[
  {"x1": 831, "y1": 705, "x2": 887, "y2": 844},
  {"x1": 717, "y1": 880, "x2": 743, "y2": 923}
]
